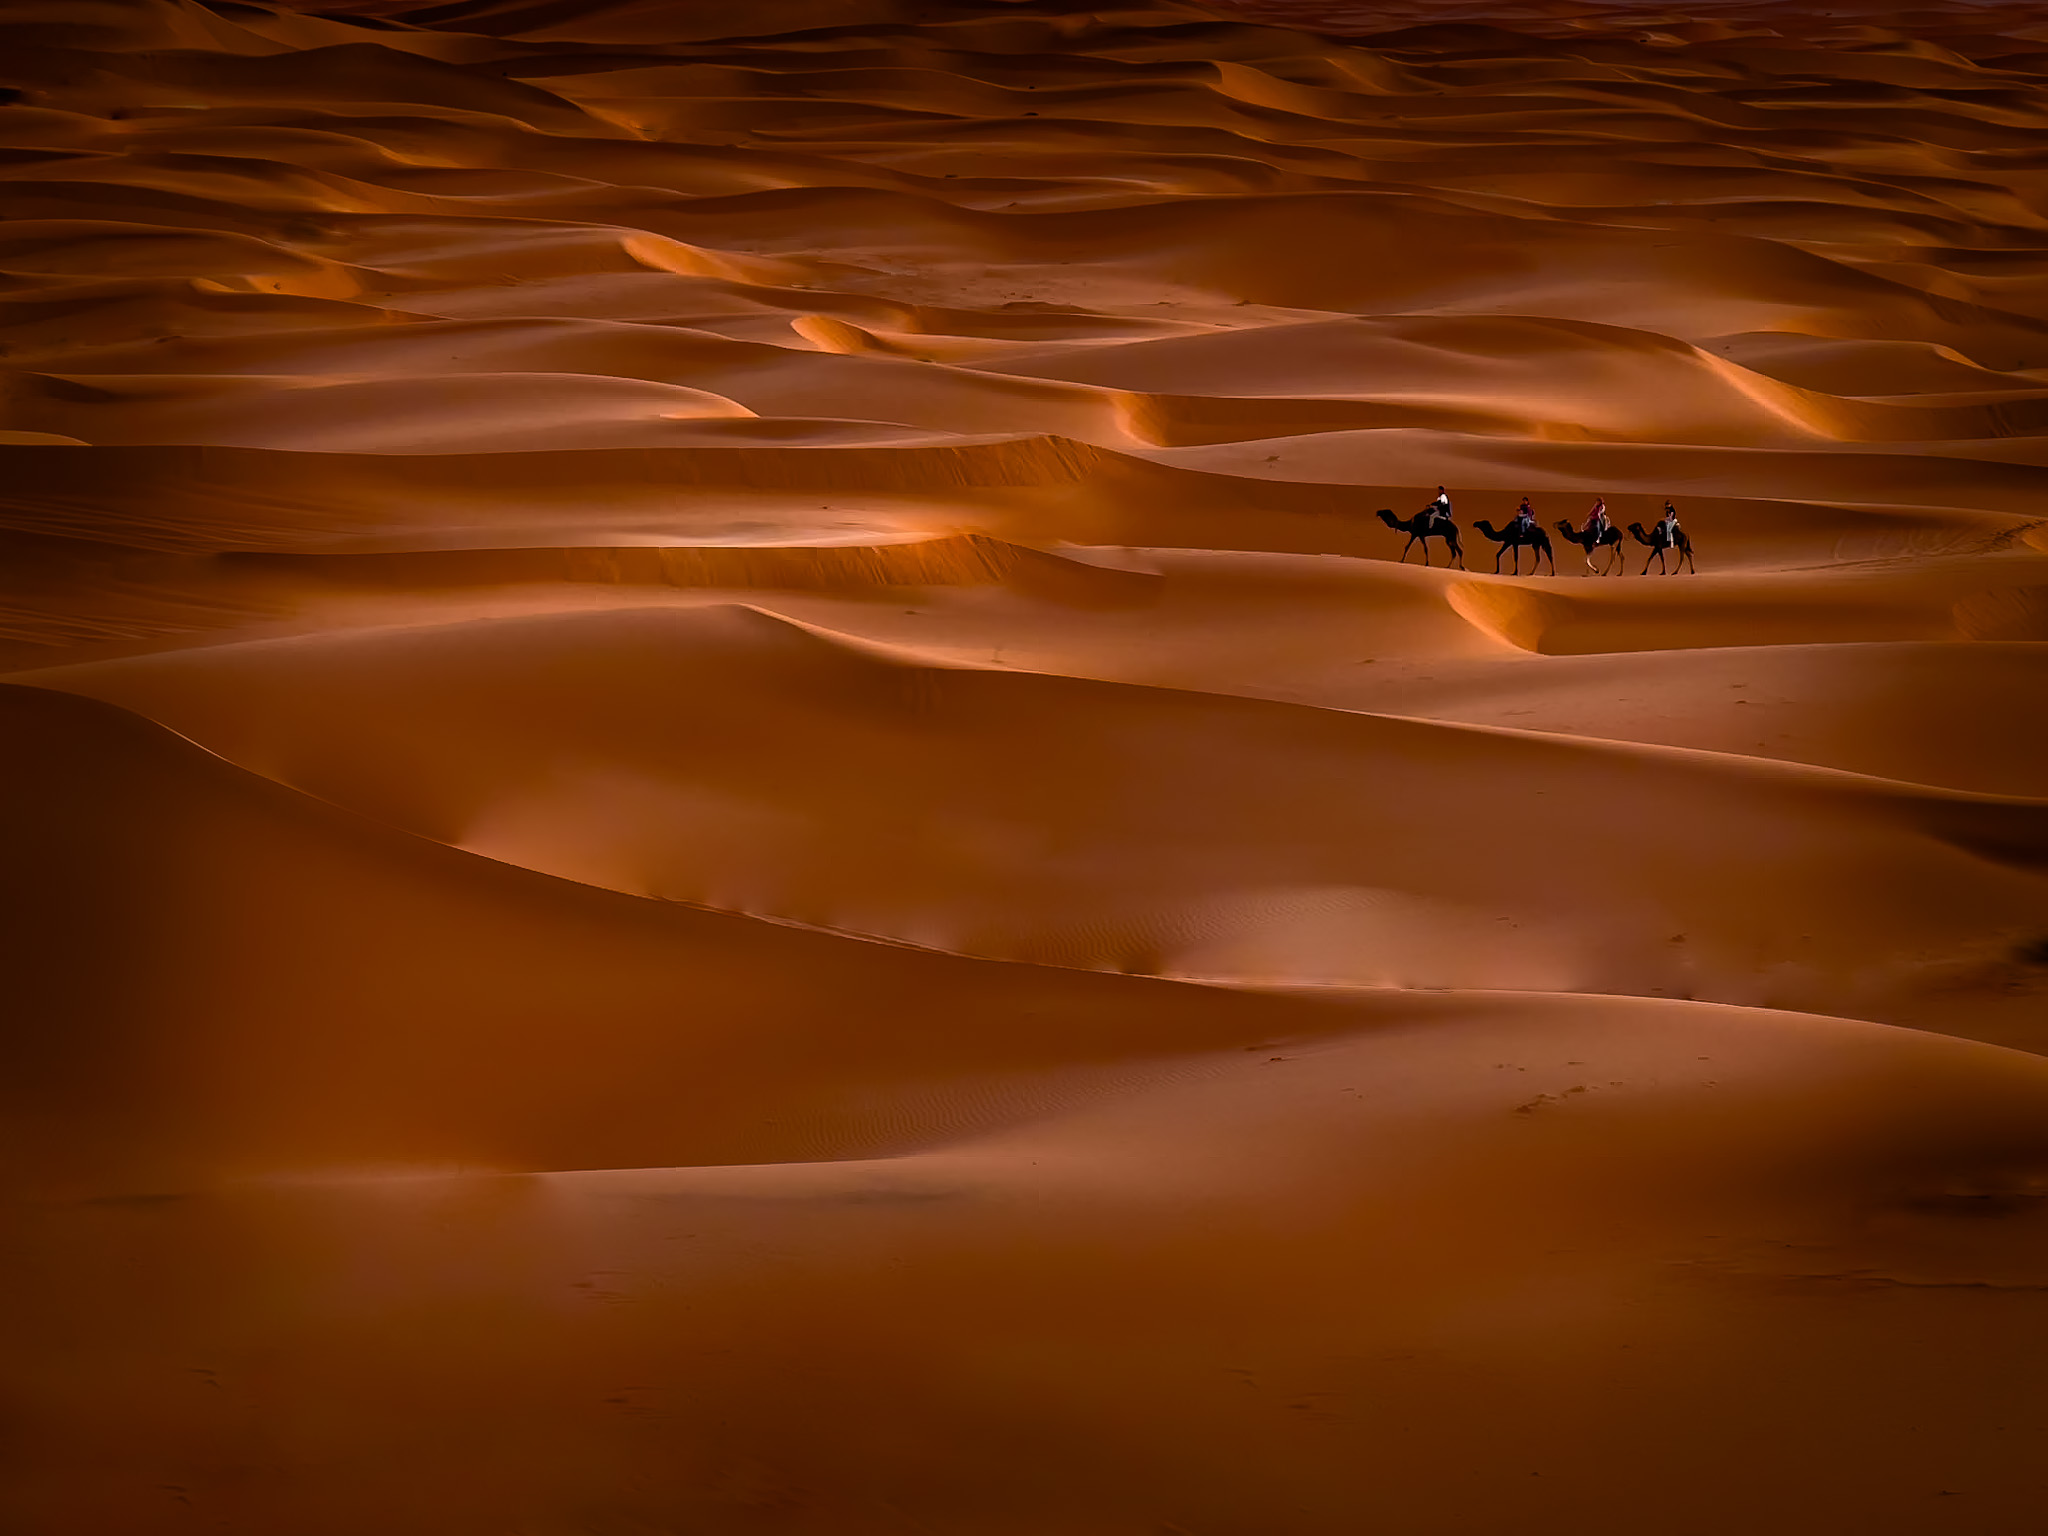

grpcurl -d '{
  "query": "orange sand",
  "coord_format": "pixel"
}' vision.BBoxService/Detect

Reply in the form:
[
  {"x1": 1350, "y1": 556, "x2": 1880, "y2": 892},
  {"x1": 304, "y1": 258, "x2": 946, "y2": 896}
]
[{"x1": 3, "y1": 0, "x2": 2048, "y2": 1531}]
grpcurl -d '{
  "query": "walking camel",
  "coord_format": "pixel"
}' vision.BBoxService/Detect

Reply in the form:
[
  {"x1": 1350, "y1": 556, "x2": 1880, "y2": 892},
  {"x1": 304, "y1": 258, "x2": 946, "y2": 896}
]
[
  {"x1": 1471, "y1": 518, "x2": 1556, "y2": 575},
  {"x1": 1628, "y1": 511, "x2": 1697, "y2": 574},
  {"x1": 1555, "y1": 518, "x2": 1625, "y2": 575},
  {"x1": 1376, "y1": 507, "x2": 1465, "y2": 568}
]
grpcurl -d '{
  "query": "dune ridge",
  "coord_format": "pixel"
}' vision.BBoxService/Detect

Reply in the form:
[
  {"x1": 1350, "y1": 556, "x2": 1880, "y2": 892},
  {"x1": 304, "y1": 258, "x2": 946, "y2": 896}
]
[{"x1": 4, "y1": 0, "x2": 2048, "y2": 1530}]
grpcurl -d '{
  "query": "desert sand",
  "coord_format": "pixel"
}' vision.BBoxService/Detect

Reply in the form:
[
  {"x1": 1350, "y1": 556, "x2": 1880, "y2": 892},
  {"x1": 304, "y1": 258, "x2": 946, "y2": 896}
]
[{"x1": 3, "y1": 0, "x2": 2048, "y2": 1530}]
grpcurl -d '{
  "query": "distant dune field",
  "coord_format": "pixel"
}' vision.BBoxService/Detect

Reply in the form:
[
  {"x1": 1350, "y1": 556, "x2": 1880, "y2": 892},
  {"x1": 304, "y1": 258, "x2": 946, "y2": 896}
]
[{"x1": 3, "y1": 1, "x2": 2047, "y2": 1531}]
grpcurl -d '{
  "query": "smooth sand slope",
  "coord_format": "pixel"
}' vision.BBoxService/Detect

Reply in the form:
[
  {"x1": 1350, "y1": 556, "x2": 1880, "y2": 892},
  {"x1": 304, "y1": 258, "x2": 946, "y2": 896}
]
[
  {"x1": 22, "y1": 605, "x2": 2048, "y2": 1047},
  {"x1": 3, "y1": 0, "x2": 2048, "y2": 1531}
]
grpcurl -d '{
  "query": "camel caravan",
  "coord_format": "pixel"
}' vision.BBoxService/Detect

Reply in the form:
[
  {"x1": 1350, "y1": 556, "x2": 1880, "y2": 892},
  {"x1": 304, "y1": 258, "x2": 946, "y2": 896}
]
[{"x1": 1377, "y1": 488, "x2": 1696, "y2": 576}]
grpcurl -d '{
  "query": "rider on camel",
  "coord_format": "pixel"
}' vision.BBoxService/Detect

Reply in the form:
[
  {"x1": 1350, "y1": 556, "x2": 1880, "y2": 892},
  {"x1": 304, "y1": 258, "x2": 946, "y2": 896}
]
[
  {"x1": 1513, "y1": 494, "x2": 1537, "y2": 534},
  {"x1": 1583, "y1": 495, "x2": 1609, "y2": 539},
  {"x1": 1427, "y1": 485, "x2": 1453, "y2": 525},
  {"x1": 1659, "y1": 500, "x2": 1682, "y2": 539}
]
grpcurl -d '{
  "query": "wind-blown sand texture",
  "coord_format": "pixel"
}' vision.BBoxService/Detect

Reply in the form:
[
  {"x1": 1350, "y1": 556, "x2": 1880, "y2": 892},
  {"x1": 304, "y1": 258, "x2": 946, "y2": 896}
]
[{"x1": 4, "y1": 0, "x2": 2048, "y2": 1530}]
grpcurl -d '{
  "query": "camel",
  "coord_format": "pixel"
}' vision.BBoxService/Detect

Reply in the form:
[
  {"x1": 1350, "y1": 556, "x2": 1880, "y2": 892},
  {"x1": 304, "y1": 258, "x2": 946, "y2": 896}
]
[
  {"x1": 1627, "y1": 514, "x2": 1697, "y2": 574},
  {"x1": 1471, "y1": 518, "x2": 1556, "y2": 575},
  {"x1": 1555, "y1": 518, "x2": 1625, "y2": 575},
  {"x1": 1376, "y1": 507, "x2": 1464, "y2": 568}
]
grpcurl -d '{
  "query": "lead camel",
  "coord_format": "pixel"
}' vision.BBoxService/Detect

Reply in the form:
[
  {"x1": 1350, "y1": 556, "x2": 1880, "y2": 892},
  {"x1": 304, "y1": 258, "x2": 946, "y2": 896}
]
[{"x1": 1375, "y1": 507, "x2": 1465, "y2": 568}]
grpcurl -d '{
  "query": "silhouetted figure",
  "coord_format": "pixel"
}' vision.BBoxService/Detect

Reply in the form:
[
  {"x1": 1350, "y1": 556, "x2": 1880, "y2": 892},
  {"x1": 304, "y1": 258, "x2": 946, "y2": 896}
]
[
  {"x1": 1377, "y1": 506, "x2": 1464, "y2": 568},
  {"x1": 1471, "y1": 517, "x2": 1556, "y2": 575},
  {"x1": 1627, "y1": 502, "x2": 1696, "y2": 574},
  {"x1": 1556, "y1": 518, "x2": 1624, "y2": 574}
]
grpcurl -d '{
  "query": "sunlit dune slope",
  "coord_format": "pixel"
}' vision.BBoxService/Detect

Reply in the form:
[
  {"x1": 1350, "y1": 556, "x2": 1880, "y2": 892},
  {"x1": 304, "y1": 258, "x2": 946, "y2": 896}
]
[
  {"x1": 24, "y1": 605, "x2": 2048, "y2": 1048},
  {"x1": 0, "y1": 680, "x2": 1398, "y2": 1194}
]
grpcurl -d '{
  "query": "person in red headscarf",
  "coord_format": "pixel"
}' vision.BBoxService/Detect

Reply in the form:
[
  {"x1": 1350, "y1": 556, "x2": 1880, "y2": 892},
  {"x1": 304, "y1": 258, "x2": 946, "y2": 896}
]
[{"x1": 1582, "y1": 494, "x2": 1609, "y2": 540}]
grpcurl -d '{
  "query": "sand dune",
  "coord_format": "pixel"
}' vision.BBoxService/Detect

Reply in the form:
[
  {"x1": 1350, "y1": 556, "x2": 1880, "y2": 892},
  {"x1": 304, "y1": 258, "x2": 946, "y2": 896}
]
[
  {"x1": 13, "y1": 987, "x2": 2048, "y2": 1533},
  {"x1": 23, "y1": 604, "x2": 2048, "y2": 1048},
  {"x1": 0, "y1": 680, "x2": 1387, "y2": 1195},
  {"x1": 5, "y1": 0, "x2": 2048, "y2": 1529}
]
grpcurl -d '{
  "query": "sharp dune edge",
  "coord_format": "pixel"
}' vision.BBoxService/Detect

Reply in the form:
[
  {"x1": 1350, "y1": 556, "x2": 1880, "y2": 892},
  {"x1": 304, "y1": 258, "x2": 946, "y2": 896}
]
[{"x1": 3, "y1": 1, "x2": 2048, "y2": 1531}]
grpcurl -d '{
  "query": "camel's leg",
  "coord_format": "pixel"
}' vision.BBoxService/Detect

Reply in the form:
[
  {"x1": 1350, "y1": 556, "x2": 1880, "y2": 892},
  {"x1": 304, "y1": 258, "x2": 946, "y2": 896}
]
[
  {"x1": 1399, "y1": 535, "x2": 1415, "y2": 564},
  {"x1": 1640, "y1": 550, "x2": 1656, "y2": 575},
  {"x1": 1421, "y1": 537, "x2": 1433, "y2": 568},
  {"x1": 1682, "y1": 547, "x2": 1696, "y2": 574}
]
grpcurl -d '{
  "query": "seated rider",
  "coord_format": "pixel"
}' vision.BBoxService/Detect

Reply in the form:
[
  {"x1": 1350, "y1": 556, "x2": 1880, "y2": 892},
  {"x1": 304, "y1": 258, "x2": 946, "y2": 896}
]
[
  {"x1": 1583, "y1": 495, "x2": 1609, "y2": 538},
  {"x1": 1659, "y1": 501, "x2": 1681, "y2": 538},
  {"x1": 1513, "y1": 495, "x2": 1537, "y2": 533},
  {"x1": 1427, "y1": 485, "x2": 1453, "y2": 525}
]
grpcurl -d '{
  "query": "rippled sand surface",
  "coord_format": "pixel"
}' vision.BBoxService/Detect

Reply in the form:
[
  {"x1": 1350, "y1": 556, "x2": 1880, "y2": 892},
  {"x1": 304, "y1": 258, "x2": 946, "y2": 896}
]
[{"x1": 4, "y1": 0, "x2": 2048, "y2": 1530}]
